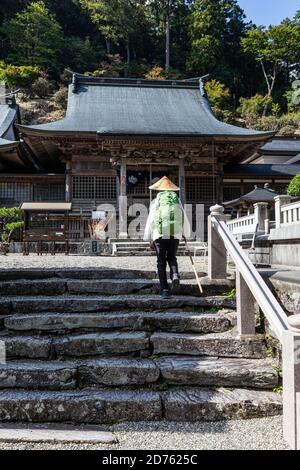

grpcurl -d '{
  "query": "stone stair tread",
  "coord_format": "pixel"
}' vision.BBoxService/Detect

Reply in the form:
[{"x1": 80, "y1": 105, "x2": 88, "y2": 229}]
[
  {"x1": 0, "y1": 295, "x2": 236, "y2": 315},
  {"x1": 53, "y1": 331, "x2": 150, "y2": 357},
  {"x1": 151, "y1": 331, "x2": 267, "y2": 358},
  {"x1": 158, "y1": 356, "x2": 278, "y2": 389},
  {"x1": 0, "y1": 389, "x2": 162, "y2": 423},
  {"x1": 0, "y1": 360, "x2": 77, "y2": 390},
  {"x1": 0, "y1": 387, "x2": 282, "y2": 423},
  {"x1": 163, "y1": 387, "x2": 282, "y2": 421},
  {"x1": 0, "y1": 358, "x2": 160, "y2": 389},
  {"x1": 4, "y1": 311, "x2": 232, "y2": 334}
]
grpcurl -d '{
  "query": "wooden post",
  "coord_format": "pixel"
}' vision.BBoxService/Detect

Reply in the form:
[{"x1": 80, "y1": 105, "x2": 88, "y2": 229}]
[
  {"x1": 208, "y1": 205, "x2": 227, "y2": 279},
  {"x1": 236, "y1": 269, "x2": 256, "y2": 336},
  {"x1": 282, "y1": 321, "x2": 300, "y2": 450},
  {"x1": 119, "y1": 157, "x2": 128, "y2": 239},
  {"x1": 179, "y1": 158, "x2": 186, "y2": 205},
  {"x1": 65, "y1": 161, "x2": 72, "y2": 202}
]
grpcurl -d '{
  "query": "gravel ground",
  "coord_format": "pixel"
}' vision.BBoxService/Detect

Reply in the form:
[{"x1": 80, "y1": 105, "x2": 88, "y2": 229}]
[
  {"x1": 0, "y1": 417, "x2": 289, "y2": 450},
  {"x1": 0, "y1": 254, "x2": 205, "y2": 273}
]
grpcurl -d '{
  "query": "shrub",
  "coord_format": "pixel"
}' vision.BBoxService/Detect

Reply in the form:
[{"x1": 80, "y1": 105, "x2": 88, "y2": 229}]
[
  {"x1": 145, "y1": 66, "x2": 166, "y2": 81},
  {"x1": 238, "y1": 94, "x2": 273, "y2": 125},
  {"x1": 287, "y1": 174, "x2": 300, "y2": 197},
  {"x1": 30, "y1": 77, "x2": 54, "y2": 98},
  {"x1": 277, "y1": 125, "x2": 298, "y2": 136},
  {"x1": 53, "y1": 86, "x2": 68, "y2": 110},
  {"x1": 205, "y1": 80, "x2": 231, "y2": 111},
  {"x1": 0, "y1": 61, "x2": 40, "y2": 88},
  {"x1": 0, "y1": 207, "x2": 24, "y2": 249}
]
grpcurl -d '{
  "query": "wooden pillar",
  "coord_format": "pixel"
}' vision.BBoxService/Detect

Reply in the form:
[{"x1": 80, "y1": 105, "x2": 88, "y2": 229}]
[
  {"x1": 65, "y1": 161, "x2": 72, "y2": 202},
  {"x1": 179, "y1": 158, "x2": 186, "y2": 205},
  {"x1": 119, "y1": 157, "x2": 128, "y2": 239}
]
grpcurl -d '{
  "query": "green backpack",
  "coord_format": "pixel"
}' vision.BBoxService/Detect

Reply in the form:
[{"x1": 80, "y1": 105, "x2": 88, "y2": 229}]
[{"x1": 154, "y1": 191, "x2": 183, "y2": 237}]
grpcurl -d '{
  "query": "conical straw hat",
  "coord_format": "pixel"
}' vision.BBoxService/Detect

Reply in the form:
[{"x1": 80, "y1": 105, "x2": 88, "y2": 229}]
[{"x1": 149, "y1": 176, "x2": 180, "y2": 191}]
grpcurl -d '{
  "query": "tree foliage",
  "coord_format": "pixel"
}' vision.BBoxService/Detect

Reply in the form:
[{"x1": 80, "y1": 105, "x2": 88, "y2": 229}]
[
  {"x1": 0, "y1": 0, "x2": 298, "y2": 132},
  {"x1": 1, "y1": 1, "x2": 64, "y2": 72},
  {"x1": 287, "y1": 174, "x2": 300, "y2": 197}
]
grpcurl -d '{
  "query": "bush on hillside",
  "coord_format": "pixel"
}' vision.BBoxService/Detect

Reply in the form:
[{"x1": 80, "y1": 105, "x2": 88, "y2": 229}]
[
  {"x1": 0, "y1": 61, "x2": 40, "y2": 88},
  {"x1": 287, "y1": 174, "x2": 300, "y2": 197}
]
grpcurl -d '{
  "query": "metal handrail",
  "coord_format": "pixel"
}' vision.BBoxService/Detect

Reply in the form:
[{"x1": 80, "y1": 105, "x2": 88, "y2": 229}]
[{"x1": 212, "y1": 216, "x2": 289, "y2": 341}]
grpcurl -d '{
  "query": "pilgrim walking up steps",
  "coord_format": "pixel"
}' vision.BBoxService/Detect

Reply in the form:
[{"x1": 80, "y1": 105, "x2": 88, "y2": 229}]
[
  {"x1": 144, "y1": 176, "x2": 191, "y2": 299},
  {"x1": 0, "y1": 265, "x2": 282, "y2": 423}
]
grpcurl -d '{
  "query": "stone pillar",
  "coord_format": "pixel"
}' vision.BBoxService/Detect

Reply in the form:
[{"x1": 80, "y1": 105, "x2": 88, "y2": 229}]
[
  {"x1": 236, "y1": 269, "x2": 256, "y2": 336},
  {"x1": 119, "y1": 157, "x2": 128, "y2": 239},
  {"x1": 65, "y1": 161, "x2": 72, "y2": 202},
  {"x1": 179, "y1": 158, "x2": 186, "y2": 205},
  {"x1": 253, "y1": 202, "x2": 269, "y2": 231},
  {"x1": 283, "y1": 315, "x2": 300, "y2": 450},
  {"x1": 275, "y1": 195, "x2": 292, "y2": 229},
  {"x1": 208, "y1": 204, "x2": 227, "y2": 280}
]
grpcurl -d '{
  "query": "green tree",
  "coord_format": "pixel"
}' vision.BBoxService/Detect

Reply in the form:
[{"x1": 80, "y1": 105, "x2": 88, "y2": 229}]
[
  {"x1": 287, "y1": 174, "x2": 300, "y2": 197},
  {"x1": 1, "y1": 1, "x2": 64, "y2": 72},
  {"x1": 0, "y1": 61, "x2": 40, "y2": 88},
  {"x1": 242, "y1": 23, "x2": 300, "y2": 101},
  {"x1": 187, "y1": 0, "x2": 252, "y2": 103},
  {"x1": 80, "y1": 0, "x2": 150, "y2": 64},
  {"x1": 148, "y1": 1, "x2": 189, "y2": 73}
]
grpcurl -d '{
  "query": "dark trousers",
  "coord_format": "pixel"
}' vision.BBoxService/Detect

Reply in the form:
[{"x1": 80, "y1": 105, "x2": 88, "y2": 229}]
[{"x1": 154, "y1": 237, "x2": 179, "y2": 291}]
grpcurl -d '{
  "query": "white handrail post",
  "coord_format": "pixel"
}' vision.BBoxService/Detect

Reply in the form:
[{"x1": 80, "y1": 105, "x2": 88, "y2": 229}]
[
  {"x1": 208, "y1": 205, "x2": 227, "y2": 280},
  {"x1": 275, "y1": 195, "x2": 291, "y2": 229},
  {"x1": 236, "y1": 269, "x2": 256, "y2": 336},
  {"x1": 283, "y1": 317, "x2": 300, "y2": 450}
]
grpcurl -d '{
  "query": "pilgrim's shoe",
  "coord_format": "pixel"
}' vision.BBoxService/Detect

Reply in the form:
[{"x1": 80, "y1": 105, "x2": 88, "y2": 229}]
[
  {"x1": 161, "y1": 289, "x2": 172, "y2": 299},
  {"x1": 171, "y1": 273, "x2": 180, "y2": 290}
]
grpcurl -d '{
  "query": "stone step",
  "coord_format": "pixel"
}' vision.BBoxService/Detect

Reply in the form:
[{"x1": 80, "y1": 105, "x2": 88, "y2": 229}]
[
  {"x1": 4, "y1": 311, "x2": 232, "y2": 334},
  {"x1": 158, "y1": 357, "x2": 278, "y2": 389},
  {"x1": 163, "y1": 388, "x2": 282, "y2": 421},
  {"x1": 0, "y1": 295, "x2": 236, "y2": 315},
  {"x1": 0, "y1": 387, "x2": 282, "y2": 423},
  {"x1": 0, "y1": 269, "x2": 156, "y2": 282},
  {"x1": 53, "y1": 332, "x2": 150, "y2": 358},
  {"x1": 0, "y1": 389, "x2": 162, "y2": 423},
  {"x1": 0, "y1": 278, "x2": 234, "y2": 297},
  {"x1": 78, "y1": 358, "x2": 160, "y2": 387},
  {"x1": 1, "y1": 331, "x2": 150, "y2": 359},
  {"x1": 152, "y1": 332, "x2": 267, "y2": 359},
  {"x1": 0, "y1": 361, "x2": 77, "y2": 390},
  {"x1": 0, "y1": 358, "x2": 159, "y2": 389}
]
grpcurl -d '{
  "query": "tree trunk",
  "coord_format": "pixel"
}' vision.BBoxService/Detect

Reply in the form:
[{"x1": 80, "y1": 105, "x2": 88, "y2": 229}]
[
  {"x1": 126, "y1": 41, "x2": 131, "y2": 64},
  {"x1": 105, "y1": 38, "x2": 111, "y2": 55},
  {"x1": 165, "y1": 13, "x2": 171, "y2": 74}
]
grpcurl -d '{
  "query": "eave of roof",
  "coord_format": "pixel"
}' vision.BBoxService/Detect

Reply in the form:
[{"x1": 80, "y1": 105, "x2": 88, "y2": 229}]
[
  {"x1": 224, "y1": 164, "x2": 300, "y2": 177},
  {"x1": 17, "y1": 75, "x2": 275, "y2": 140}
]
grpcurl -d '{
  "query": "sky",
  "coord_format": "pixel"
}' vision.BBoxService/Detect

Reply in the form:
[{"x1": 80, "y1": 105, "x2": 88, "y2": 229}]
[{"x1": 238, "y1": 0, "x2": 299, "y2": 26}]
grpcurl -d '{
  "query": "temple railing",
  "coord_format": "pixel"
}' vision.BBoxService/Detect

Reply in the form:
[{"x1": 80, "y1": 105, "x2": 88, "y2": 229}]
[
  {"x1": 208, "y1": 204, "x2": 300, "y2": 450},
  {"x1": 276, "y1": 196, "x2": 300, "y2": 227},
  {"x1": 227, "y1": 213, "x2": 257, "y2": 236}
]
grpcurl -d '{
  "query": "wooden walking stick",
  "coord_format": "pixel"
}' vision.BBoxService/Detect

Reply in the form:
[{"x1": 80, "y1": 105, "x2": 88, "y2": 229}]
[{"x1": 183, "y1": 236, "x2": 203, "y2": 294}]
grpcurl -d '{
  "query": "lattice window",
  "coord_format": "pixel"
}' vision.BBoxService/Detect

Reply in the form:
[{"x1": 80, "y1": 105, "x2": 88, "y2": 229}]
[
  {"x1": 186, "y1": 177, "x2": 215, "y2": 202},
  {"x1": 34, "y1": 184, "x2": 65, "y2": 201},
  {"x1": 0, "y1": 182, "x2": 32, "y2": 202},
  {"x1": 223, "y1": 184, "x2": 242, "y2": 202},
  {"x1": 73, "y1": 176, "x2": 117, "y2": 200},
  {"x1": 128, "y1": 177, "x2": 150, "y2": 196}
]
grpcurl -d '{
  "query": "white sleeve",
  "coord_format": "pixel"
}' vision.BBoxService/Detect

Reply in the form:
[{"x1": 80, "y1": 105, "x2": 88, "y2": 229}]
[
  {"x1": 180, "y1": 201, "x2": 191, "y2": 239},
  {"x1": 143, "y1": 199, "x2": 156, "y2": 241}
]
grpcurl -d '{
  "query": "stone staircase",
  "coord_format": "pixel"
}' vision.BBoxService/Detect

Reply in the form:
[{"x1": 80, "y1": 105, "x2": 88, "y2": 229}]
[
  {"x1": 110, "y1": 240, "x2": 205, "y2": 257},
  {"x1": 0, "y1": 268, "x2": 282, "y2": 424}
]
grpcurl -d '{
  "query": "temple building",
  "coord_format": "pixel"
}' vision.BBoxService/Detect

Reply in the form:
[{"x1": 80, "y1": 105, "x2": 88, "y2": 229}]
[{"x1": 0, "y1": 74, "x2": 299, "y2": 240}]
